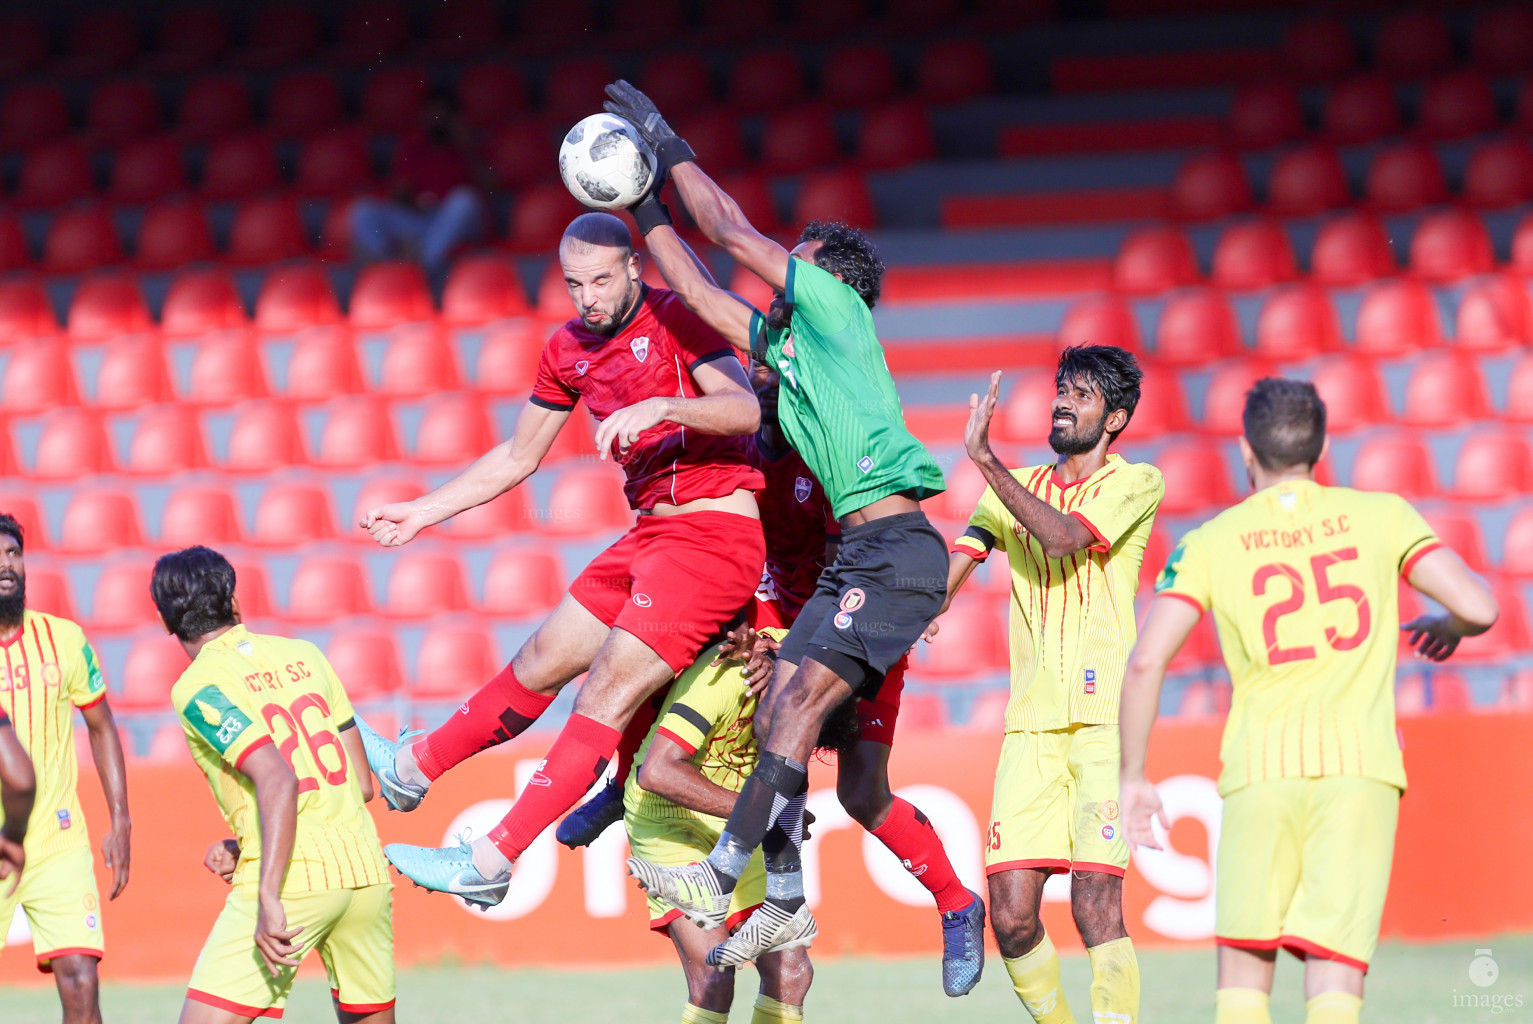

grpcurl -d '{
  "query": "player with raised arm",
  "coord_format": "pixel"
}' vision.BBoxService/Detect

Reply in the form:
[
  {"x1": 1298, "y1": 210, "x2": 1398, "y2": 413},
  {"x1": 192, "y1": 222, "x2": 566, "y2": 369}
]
[
  {"x1": 152, "y1": 547, "x2": 396, "y2": 1024},
  {"x1": 601, "y1": 82, "x2": 984, "y2": 992},
  {"x1": 355, "y1": 212, "x2": 765, "y2": 906},
  {"x1": 1119, "y1": 379, "x2": 1498, "y2": 1024},
  {"x1": 926, "y1": 347, "x2": 1161, "y2": 1024},
  {"x1": 0, "y1": 513, "x2": 131, "y2": 1024}
]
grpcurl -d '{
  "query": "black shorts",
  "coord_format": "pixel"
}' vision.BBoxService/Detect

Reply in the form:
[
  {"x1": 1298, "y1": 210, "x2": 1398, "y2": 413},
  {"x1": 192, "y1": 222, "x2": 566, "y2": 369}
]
[{"x1": 777, "y1": 511, "x2": 947, "y2": 698}]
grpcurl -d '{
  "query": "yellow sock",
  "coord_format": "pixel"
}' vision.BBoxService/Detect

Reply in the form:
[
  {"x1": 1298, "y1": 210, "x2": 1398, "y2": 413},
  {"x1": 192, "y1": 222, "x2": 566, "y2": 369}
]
[
  {"x1": 1087, "y1": 936, "x2": 1140, "y2": 1023},
  {"x1": 1214, "y1": 988, "x2": 1271, "y2": 1024},
  {"x1": 1003, "y1": 933, "x2": 1078, "y2": 1023},
  {"x1": 750, "y1": 993, "x2": 803, "y2": 1024},
  {"x1": 1305, "y1": 992, "x2": 1362, "y2": 1024},
  {"x1": 682, "y1": 1003, "x2": 729, "y2": 1024}
]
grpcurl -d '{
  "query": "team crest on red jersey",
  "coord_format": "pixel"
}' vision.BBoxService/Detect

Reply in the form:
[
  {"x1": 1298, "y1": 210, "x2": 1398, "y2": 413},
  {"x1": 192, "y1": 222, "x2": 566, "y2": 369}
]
[
  {"x1": 630, "y1": 336, "x2": 650, "y2": 362},
  {"x1": 794, "y1": 476, "x2": 812, "y2": 503},
  {"x1": 575, "y1": 360, "x2": 590, "y2": 375}
]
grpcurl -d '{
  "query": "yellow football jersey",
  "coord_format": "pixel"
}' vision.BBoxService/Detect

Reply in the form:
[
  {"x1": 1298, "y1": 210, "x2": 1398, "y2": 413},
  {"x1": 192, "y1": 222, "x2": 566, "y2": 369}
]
[
  {"x1": 0, "y1": 611, "x2": 107, "y2": 859},
  {"x1": 955, "y1": 454, "x2": 1164, "y2": 731},
  {"x1": 172, "y1": 624, "x2": 388, "y2": 894},
  {"x1": 1155, "y1": 480, "x2": 1440, "y2": 795}
]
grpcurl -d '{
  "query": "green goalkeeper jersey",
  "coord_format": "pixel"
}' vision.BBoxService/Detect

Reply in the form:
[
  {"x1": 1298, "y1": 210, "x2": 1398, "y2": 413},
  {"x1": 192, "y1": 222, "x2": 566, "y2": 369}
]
[{"x1": 750, "y1": 258, "x2": 946, "y2": 518}]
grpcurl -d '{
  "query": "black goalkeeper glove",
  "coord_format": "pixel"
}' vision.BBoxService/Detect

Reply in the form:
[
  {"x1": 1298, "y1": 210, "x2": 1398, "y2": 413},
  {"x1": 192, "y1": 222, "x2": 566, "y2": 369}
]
[
  {"x1": 604, "y1": 79, "x2": 695, "y2": 170},
  {"x1": 630, "y1": 164, "x2": 673, "y2": 235}
]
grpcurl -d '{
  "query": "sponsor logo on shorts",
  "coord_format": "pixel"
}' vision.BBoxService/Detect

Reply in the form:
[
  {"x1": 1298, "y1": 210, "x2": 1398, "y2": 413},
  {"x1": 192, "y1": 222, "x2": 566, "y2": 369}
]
[
  {"x1": 794, "y1": 476, "x2": 812, "y2": 503},
  {"x1": 1084, "y1": 668, "x2": 1097, "y2": 695},
  {"x1": 856, "y1": 455, "x2": 874, "y2": 473},
  {"x1": 84, "y1": 914, "x2": 97, "y2": 930},
  {"x1": 834, "y1": 611, "x2": 854, "y2": 630},
  {"x1": 839, "y1": 588, "x2": 866, "y2": 612},
  {"x1": 632, "y1": 593, "x2": 653, "y2": 608},
  {"x1": 630, "y1": 336, "x2": 650, "y2": 362},
  {"x1": 1104, "y1": 800, "x2": 1119, "y2": 821},
  {"x1": 83, "y1": 894, "x2": 97, "y2": 911},
  {"x1": 56, "y1": 809, "x2": 71, "y2": 830},
  {"x1": 1101, "y1": 824, "x2": 1115, "y2": 841},
  {"x1": 576, "y1": 360, "x2": 590, "y2": 375}
]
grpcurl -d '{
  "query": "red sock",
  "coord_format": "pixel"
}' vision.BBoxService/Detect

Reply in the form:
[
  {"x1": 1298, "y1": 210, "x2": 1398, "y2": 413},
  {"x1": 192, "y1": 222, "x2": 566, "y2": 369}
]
[
  {"x1": 870, "y1": 797, "x2": 973, "y2": 914},
  {"x1": 414, "y1": 663, "x2": 555, "y2": 781},
  {"x1": 488, "y1": 714, "x2": 621, "y2": 861},
  {"x1": 612, "y1": 695, "x2": 662, "y2": 786}
]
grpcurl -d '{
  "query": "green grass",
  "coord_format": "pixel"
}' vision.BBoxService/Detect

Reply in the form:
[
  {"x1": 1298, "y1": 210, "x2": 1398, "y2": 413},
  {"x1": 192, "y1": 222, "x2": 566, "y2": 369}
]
[{"x1": 7, "y1": 935, "x2": 1531, "y2": 1022}]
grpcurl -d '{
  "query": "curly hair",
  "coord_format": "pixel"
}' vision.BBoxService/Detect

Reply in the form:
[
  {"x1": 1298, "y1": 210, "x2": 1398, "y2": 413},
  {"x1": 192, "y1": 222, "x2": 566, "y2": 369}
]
[
  {"x1": 0, "y1": 513, "x2": 23, "y2": 553},
  {"x1": 152, "y1": 546, "x2": 239, "y2": 642},
  {"x1": 799, "y1": 220, "x2": 885, "y2": 310},
  {"x1": 813, "y1": 695, "x2": 864, "y2": 758}
]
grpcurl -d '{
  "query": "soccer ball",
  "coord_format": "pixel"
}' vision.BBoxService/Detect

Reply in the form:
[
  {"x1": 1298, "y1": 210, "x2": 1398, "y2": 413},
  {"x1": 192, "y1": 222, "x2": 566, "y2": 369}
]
[{"x1": 558, "y1": 114, "x2": 658, "y2": 212}]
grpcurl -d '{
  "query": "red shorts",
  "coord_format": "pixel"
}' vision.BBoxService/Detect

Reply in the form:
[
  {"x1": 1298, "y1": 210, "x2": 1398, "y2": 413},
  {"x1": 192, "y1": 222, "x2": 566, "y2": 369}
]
[
  {"x1": 856, "y1": 654, "x2": 906, "y2": 747},
  {"x1": 570, "y1": 511, "x2": 766, "y2": 674}
]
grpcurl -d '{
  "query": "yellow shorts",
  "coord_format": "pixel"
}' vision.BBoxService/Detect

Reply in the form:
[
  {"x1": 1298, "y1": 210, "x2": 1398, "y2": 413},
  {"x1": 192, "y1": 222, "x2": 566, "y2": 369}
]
[
  {"x1": 1216, "y1": 775, "x2": 1399, "y2": 972},
  {"x1": 0, "y1": 844, "x2": 104, "y2": 972},
  {"x1": 626, "y1": 812, "x2": 766, "y2": 932},
  {"x1": 187, "y1": 883, "x2": 395, "y2": 1019},
  {"x1": 985, "y1": 724, "x2": 1129, "y2": 877}
]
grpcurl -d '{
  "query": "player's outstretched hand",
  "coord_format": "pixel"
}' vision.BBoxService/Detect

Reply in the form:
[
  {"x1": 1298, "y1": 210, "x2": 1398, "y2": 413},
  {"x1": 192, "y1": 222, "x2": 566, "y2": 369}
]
[
  {"x1": 919, "y1": 618, "x2": 941, "y2": 644},
  {"x1": 360, "y1": 501, "x2": 429, "y2": 547},
  {"x1": 603, "y1": 80, "x2": 695, "y2": 170},
  {"x1": 0, "y1": 833, "x2": 24, "y2": 895},
  {"x1": 1120, "y1": 776, "x2": 1168, "y2": 852},
  {"x1": 103, "y1": 819, "x2": 130, "y2": 899},
  {"x1": 964, "y1": 371, "x2": 1002, "y2": 464},
  {"x1": 1402, "y1": 614, "x2": 1463, "y2": 662},
  {"x1": 594, "y1": 398, "x2": 668, "y2": 462},
  {"x1": 255, "y1": 893, "x2": 304, "y2": 977},
  {"x1": 204, "y1": 838, "x2": 240, "y2": 884}
]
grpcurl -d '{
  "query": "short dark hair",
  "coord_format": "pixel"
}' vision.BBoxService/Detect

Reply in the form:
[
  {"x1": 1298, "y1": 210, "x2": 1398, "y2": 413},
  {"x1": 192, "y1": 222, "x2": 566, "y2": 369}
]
[
  {"x1": 152, "y1": 546, "x2": 238, "y2": 642},
  {"x1": 799, "y1": 220, "x2": 885, "y2": 309},
  {"x1": 0, "y1": 513, "x2": 23, "y2": 552},
  {"x1": 1055, "y1": 345, "x2": 1144, "y2": 443},
  {"x1": 1243, "y1": 377, "x2": 1327, "y2": 472}
]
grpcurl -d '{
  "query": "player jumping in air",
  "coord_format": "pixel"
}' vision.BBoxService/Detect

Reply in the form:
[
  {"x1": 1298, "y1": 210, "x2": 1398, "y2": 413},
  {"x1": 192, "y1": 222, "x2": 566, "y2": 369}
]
[
  {"x1": 356, "y1": 212, "x2": 765, "y2": 905},
  {"x1": 0, "y1": 513, "x2": 132, "y2": 1024},
  {"x1": 153, "y1": 547, "x2": 396, "y2": 1024},
  {"x1": 1119, "y1": 379, "x2": 1498, "y2": 1024},
  {"x1": 930, "y1": 347, "x2": 1161, "y2": 1024},
  {"x1": 602, "y1": 81, "x2": 983, "y2": 992}
]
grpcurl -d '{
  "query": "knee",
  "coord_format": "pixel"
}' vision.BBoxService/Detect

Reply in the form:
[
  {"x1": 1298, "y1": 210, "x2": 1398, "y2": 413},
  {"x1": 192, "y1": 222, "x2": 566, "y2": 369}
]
[
  {"x1": 989, "y1": 895, "x2": 1043, "y2": 958},
  {"x1": 686, "y1": 964, "x2": 735, "y2": 1007},
  {"x1": 1071, "y1": 874, "x2": 1126, "y2": 944},
  {"x1": 773, "y1": 952, "x2": 814, "y2": 1003},
  {"x1": 52, "y1": 956, "x2": 99, "y2": 998},
  {"x1": 836, "y1": 777, "x2": 891, "y2": 829}
]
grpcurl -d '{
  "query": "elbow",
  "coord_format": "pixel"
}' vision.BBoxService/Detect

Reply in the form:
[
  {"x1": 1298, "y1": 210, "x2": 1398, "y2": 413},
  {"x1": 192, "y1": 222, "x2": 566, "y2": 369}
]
[
  {"x1": 1041, "y1": 538, "x2": 1087, "y2": 560},
  {"x1": 636, "y1": 760, "x2": 676, "y2": 802},
  {"x1": 738, "y1": 397, "x2": 763, "y2": 435},
  {"x1": 1467, "y1": 590, "x2": 1501, "y2": 634},
  {"x1": 719, "y1": 222, "x2": 757, "y2": 263}
]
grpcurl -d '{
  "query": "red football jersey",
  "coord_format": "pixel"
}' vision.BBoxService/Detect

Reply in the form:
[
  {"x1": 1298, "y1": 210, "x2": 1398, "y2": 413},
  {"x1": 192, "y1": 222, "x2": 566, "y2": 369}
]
[
  {"x1": 752, "y1": 440, "x2": 836, "y2": 619},
  {"x1": 531, "y1": 288, "x2": 764, "y2": 510}
]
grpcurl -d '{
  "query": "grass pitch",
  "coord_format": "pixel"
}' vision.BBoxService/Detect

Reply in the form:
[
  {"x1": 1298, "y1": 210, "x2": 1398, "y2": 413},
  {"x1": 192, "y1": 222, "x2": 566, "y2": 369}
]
[{"x1": 5, "y1": 934, "x2": 1529, "y2": 1022}]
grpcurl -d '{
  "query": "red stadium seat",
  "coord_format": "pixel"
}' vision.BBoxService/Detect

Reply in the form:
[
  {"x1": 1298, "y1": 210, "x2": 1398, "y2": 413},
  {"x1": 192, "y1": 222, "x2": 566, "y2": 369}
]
[
  {"x1": 1200, "y1": 359, "x2": 1276, "y2": 435},
  {"x1": 414, "y1": 394, "x2": 493, "y2": 465},
  {"x1": 316, "y1": 395, "x2": 400, "y2": 467},
  {"x1": 1211, "y1": 220, "x2": 1297, "y2": 290},
  {"x1": 26, "y1": 570, "x2": 75, "y2": 620},
  {"x1": 883, "y1": 0, "x2": 962, "y2": 34},
  {"x1": 729, "y1": 48, "x2": 807, "y2": 113},
  {"x1": 1226, "y1": 81, "x2": 1305, "y2": 149},
  {"x1": 0, "y1": 495, "x2": 47, "y2": 551},
  {"x1": 33, "y1": 409, "x2": 114, "y2": 479},
  {"x1": 177, "y1": 74, "x2": 251, "y2": 139},
  {"x1": 1, "y1": 84, "x2": 68, "y2": 147},
  {"x1": 385, "y1": 553, "x2": 471, "y2": 617},
  {"x1": 1375, "y1": 10, "x2": 1452, "y2": 78},
  {"x1": 164, "y1": 270, "x2": 248, "y2": 337},
  {"x1": 115, "y1": 634, "x2": 187, "y2": 708},
  {"x1": 86, "y1": 79, "x2": 160, "y2": 145},
  {"x1": 482, "y1": 548, "x2": 564, "y2": 617},
  {"x1": 1281, "y1": 17, "x2": 1356, "y2": 82},
  {"x1": 1266, "y1": 144, "x2": 1350, "y2": 216},
  {"x1": 917, "y1": 40, "x2": 993, "y2": 104},
  {"x1": 63, "y1": 11, "x2": 139, "y2": 76},
  {"x1": 45, "y1": 209, "x2": 123, "y2": 274},
  {"x1": 508, "y1": 184, "x2": 581, "y2": 253},
  {"x1": 1517, "y1": 214, "x2": 1533, "y2": 275},
  {"x1": 1465, "y1": 140, "x2": 1533, "y2": 208},
  {"x1": 916, "y1": 594, "x2": 1007, "y2": 677},
  {"x1": 96, "y1": 336, "x2": 173, "y2": 410},
  {"x1": 230, "y1": 196, "x2": 310, "y2": 264},
  {"x1": 673, "y1": 110, "x2": 748, "y2": 173},
  {"x1": 110, "y1": 135, "x2": 186, "y2": 203},
  {"x1": 413, "y1": 623, "x2": 496, "y2": 698},
  {"x1": 1322, "y1": 75, "x2": 1400, "y2": 145},
  {"x1": 350, "y1": 262, "x2": 434, "y2": 328},
  {"x1": 0, "y1": 16, "x2": 49, "y2": 81},
  {"x1": 421, "y1": 0, "x2": 500, "y2": 57},
  {"x1": 545, "y1": 466, "x2": 632, "y2": 535},
  {"x1": 135, "y1": 202, "x2": 214, "y2": 268},
  {"x1": 457, "y1": 63, "x2": 527, "y2": 129},
  {"x1": 1421, "y1": 508, "x2": 1487, "y2": 574},
  {"x1": 240, "y1": 2, "x2": 318, "y2": 67},
  {"x1": 793, "y1": 170, "x2": 876, "y2": 230},
  {"x1": 200, "y1": 132, "x2": 279, "y2": 199},
  {"x1": 823, "y1": 44, "x2": 897, "y2": 109},
  {"x1": 486, "y1": 118, "x2": 554, "y2": 189},
  {"x1": 1454, "y1": 428, "x2": 1533, "y2": 500},
  {"x1": 3, "y1": 341, "x2": 78, "y2": 413},
  {"x1": 474, "y1": 320, "x2": 542, "y2": 394},
  {"x1": 1154, "y1": 289, "x2": 1242, "y2": 365},
  {"x1": 362, "y1": 66, "x2": 426, "y2": 133},
  {"x1": 856, "y1": 102, "x2": 937, "y2": 170},
  {"x1": 446, "y1": 489, "x2": 535, "y2": 539},
  {"x1": 1409, "y1": 210, "x2": 1494, "y2": 282},
  {"x1": 378, "y1": 323, "x2": 461, "y2": 396},
  {"x1": 0, "y1": 281, "x2": 55, "y2": 345},
  {"x1": 1350, "y1": 435, "x2": 1437, "y2": 498},
  {"x1": 1471, "y1": 5, "x2": 1533, "y2": 74},
  {"x1": 1501, "y1": 506, "x2": 1533, "y2": 575},
  {"x1": 252, "y1": 483, "x2": 336, "y2": 546},
  {"x1": 713, "y1": 172, "x2": 783, "y2": 233},
  {"x1": 698, "y1": 0, "x2": 776, "y2": 42},
  {"x1": 1401, "y1": 351, "x2": 1491, "y2": 427},
  {"x1": 286, "y1": 555, "x2": 372, "y2": 621},
  {"x1": 1309, "y1": 356, "x2": 1389, "y2": 433},
  {"x1": 0, "y1": 219, "x2": 28, "y2": 274},
  {"x1": 522, "y1": 2, "x2": 596, "y2": 49},
  {"x1": 1131, "y1": 365, "x2": 1187, "y2": 438},
  {"x1": 255, "y1": 266, "x2": 340, "y2": 333},
  {"x1": 1354, "y1": 279, "x2": 1442, "y2": 356},
  {"x1": 1456, "y1": 275, "x2": 1531, "y2": 351},
  {"x1": 1418, "y1": 71, "x2": 1496, "y2": 140},
  {"x1": 61, "y1": 491, "x2": 143, "y2": 553},
  {"x1": 1310, "y1": 212, "x2": 1396, "y2": 286},
  {"x1": 285, "y1": 326, "x2": 365, "y2": 399},
  {"x1": 91, "y1": 563, "x2": 161, "y2": 631},
  {"x1": 224, "y1": 401, "x2": 307, "y2": 472},
  {"x1": 1154, "y1": 440, "x2": 1235, "y2": 516},
  {"x1": 68, "y1": 276, "x2": 151, "y2": 342},
  {"x1": 1365, "y1": 142, "x2": 1448, "y2": 212},
  {"x1": 152, "y1": 7, "x2": 230, "y2": 73},
  {"x1": 761, "y1": 106, "x2": 840, "y2": 174},
  {"x1": 1169, "y1": 151, "x2": 1252, "y2": 221},
  {"x1": 607, "y1": 0, "x2": 685, "y2": 47},
  {"x1": 442, "y1": 256, "x2": 530, "y2": 326},
  {"x1": 295, "y1": 129, "x2": 374, "y2": 197},
  {"x1": 324, "y1": 628, "x2": 403, "y2": 699},
  {"x1": 1057, "y1": 295, "x2": 1142, "y2": 352},
  {"x1": 269, "y1": 71, "x2": 343, "y2": 136},
  {"x1": 1254, "y1": 284, "x2": 1341, "y2": 360},
  {"x1": 352, "y1": 476, "x2": 423, "y2": 528},
  {"x1": 1455, "y1": 580, "x2": 1532, "y2": 662},
  {"x1": 1505, "y1": 354, "x2": 1533, "y2": 424},
  {"x1": 127, "y1": 404, "x2": 207, "y2": 474},
  {"x1": 994, "y1": 369, "x2": 1057, "y2": 446},
  {"x1": 543, "y1": 58, "x2": 616, "y2": 123},
  {"x1": 790, "y1": 0, "x2": 866, "y2": 36},
  {"x1": 1113, "y1": 226, "x2": 1199, "y2": 293}
]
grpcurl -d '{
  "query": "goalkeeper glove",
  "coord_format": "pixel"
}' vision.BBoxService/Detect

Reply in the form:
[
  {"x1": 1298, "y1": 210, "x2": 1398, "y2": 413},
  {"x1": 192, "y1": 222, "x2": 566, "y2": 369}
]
[{"x1": 604, "y1": 79, "x2": 696, "y2": 170}]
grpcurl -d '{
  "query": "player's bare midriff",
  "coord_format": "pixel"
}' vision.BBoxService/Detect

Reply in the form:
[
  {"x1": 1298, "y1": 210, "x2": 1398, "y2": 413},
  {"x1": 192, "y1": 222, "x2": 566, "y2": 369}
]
[
  {"x1": 839, "y1": 492, "x2": 923, "y2": 529},
  {"x1": 643, "y1": 488, "x2": 760, "y2": 519}
]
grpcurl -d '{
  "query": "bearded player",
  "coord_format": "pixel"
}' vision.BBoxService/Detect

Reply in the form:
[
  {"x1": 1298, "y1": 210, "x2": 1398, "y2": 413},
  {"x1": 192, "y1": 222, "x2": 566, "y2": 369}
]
[
  {"x1": 931, "y1": 348, "x2": 1162, "y2": 1024},
  {"x1": 602, "y1": 82, "x2": 982, "y2": 991},
  {"x1": 356, "y1": 212, "x2": 765, "y2": 904},
  {"x1": 1120, "y1": 379, "x2": 1497, "y2": 1024},
  {"x1": 0, "y1": 513, "x2": 132, "y2": 1024}
]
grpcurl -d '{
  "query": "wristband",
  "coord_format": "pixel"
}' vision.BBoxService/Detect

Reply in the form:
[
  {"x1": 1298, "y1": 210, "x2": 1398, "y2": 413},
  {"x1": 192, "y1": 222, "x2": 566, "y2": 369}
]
[
  {"x1": 633, "y1": 196, "x2": 673, "y2": 235},
  {"x1": 654, "y1": 136, "x2": 696, "y2": 168}
]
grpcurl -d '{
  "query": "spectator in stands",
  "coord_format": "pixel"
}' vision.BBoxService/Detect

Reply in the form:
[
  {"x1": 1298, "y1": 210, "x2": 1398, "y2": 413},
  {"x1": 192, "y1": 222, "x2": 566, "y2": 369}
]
[{"x1": 350, "y1": 90, "x2": 490, "y2": 278}]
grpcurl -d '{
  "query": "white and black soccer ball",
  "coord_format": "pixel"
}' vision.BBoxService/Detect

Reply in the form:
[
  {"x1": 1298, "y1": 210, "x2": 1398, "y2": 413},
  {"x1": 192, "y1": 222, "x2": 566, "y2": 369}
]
[{"x1": 558, "y1": 113, "x2": 658, "y2": 211}]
